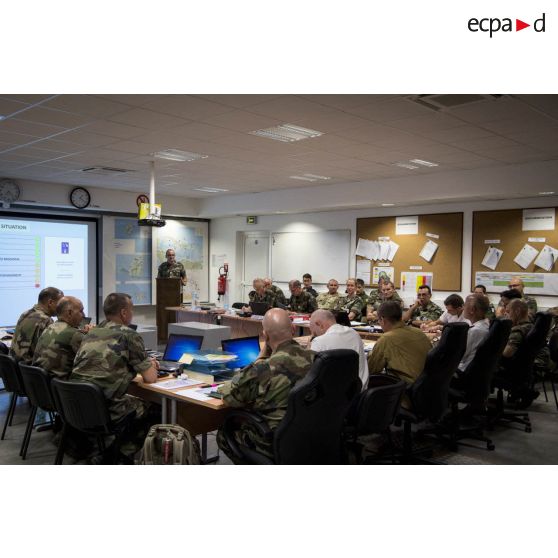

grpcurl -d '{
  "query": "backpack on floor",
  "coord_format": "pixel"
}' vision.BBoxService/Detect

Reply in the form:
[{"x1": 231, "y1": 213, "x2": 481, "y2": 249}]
[{"x1": 139, "y1": 424, "x2": 201, "y2": 465}]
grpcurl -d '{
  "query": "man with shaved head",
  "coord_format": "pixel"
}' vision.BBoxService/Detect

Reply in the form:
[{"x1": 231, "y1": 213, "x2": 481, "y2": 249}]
[
  {"x1": 33, "y1": 296, "x2": 88, "y2": 379},
  {"x1": 496, "y1": 276, "x2": 537, "y2": 320},
  {"x1": 217, "y1": 308, "x2": 314, "y2": 462},
  {"x1": 310, "y1": 309, "x2": 368, "y2": 389}
]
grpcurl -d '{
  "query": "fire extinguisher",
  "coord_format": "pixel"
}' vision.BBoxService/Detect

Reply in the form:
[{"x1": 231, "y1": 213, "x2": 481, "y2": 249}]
[{"x1": 217, "y1": 263, "x2": 228, "y2": 300}]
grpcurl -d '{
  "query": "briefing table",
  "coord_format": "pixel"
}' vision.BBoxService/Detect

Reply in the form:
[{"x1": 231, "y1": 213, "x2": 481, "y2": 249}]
[{"x1": 128, "y1": 374, "x2": 229, "y2": 462}]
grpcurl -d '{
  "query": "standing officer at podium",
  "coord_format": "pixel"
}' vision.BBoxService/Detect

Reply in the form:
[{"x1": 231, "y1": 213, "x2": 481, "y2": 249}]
[{"x1": 157, "y1": 248, "x2": 187, "y2": 286}]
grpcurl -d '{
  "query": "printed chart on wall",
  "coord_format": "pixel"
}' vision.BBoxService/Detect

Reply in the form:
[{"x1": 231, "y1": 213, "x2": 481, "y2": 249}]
[
  {"x1": 153, "y1": 219, "x2": 209, "y2": 302},
  {"x1": 103, "y1": 217, "x2": 152, "y2": 305},
  {"x1": 475, "y1": 272, "x2": 558, "y2": 296},
  {"x1": 401, "y1": 271, "x2": 433, "y2": 296}
]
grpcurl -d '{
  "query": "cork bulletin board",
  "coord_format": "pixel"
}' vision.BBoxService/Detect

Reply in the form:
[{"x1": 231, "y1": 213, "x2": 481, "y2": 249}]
[
  {"x1": 356, "y1": 212, "x2": 463, "y2": 291},
  {"x1": 471, "y1": 207, "x2": 558, "y2": 295}
]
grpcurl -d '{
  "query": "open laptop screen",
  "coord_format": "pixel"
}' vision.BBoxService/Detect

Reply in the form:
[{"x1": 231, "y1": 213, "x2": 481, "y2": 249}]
[
  {"x1": 163, "y1": 334, "x2": 204, "y2": 361},
  {"x1": 221, "y1": 336, "x2": 261, "y2": 369}
]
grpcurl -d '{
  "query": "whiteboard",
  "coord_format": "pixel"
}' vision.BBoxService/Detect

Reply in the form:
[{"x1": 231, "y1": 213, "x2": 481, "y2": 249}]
[{"x1": 271, "y1": 230, "x2": 351, "y2": 284}]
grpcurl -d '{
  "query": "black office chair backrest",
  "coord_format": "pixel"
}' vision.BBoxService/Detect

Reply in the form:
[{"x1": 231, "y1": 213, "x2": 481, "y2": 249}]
[
  {"x1": 274, "y1": 349, "x2": 361, "y2": 465},
  {"x1": 461, "y1": 318, "x2": 512, "y2": 404},
  {"x1": 51, "y1": 379, "x2": 111, "y2": 434},
  {"x1": 0, "y1": 341, "x2": 9, "y2": 355},
  {"x1": 410, "y1": 322, "x2": 470, "y2": 421},
  {"x1": 19, "y1": 364, "x2": 57, "y2": 412},
  {"x1": 231, "y1": 302, "x2": 246, "y2": 309},
  {"x1": 0, "y1": 354, "x2": 26, "y2": 396},
  {"x1": 512, "y1": 312, "x2": 552, "y2": 369},
  {"x1": 352, "y1": 374, "x2": 406, "y2": 435},
  {"x1": 548, "y1": 330, "x2": 558, "y2": 363}
]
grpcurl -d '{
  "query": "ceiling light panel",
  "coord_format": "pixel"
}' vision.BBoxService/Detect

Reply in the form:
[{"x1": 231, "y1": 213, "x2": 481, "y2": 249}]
[
  {"x1": 409, "y1": 159, "x2": 439, "y2": 167},
  {"x1": 154, "y1": 149, "x2": 209, "y2": 162},
  {"x1": 249, "y1": 123, "x2": 324, "y2": 142}
]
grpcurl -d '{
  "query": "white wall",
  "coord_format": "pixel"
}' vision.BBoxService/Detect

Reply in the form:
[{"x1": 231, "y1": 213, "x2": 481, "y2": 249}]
[
  {"x1": 209, "y1": 195, "x2": 558, "y2": 311},
  {"x1": 12, "y1": 179, "x2": 201, "y2": 217}
]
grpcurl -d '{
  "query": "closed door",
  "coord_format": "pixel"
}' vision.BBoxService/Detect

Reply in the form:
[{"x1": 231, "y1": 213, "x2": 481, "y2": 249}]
[{"x1": 242, "y1": 233, "x2": 270, "y2": 301}]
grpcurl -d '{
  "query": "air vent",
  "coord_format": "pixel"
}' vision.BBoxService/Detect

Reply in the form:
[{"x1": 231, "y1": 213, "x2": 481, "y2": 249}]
[
  {"x1": 408, "y1": 94, "x2": 505, "y2": 112},
  {"x1": 81, "y1": 166, "x2": 132, "y2": 176}
]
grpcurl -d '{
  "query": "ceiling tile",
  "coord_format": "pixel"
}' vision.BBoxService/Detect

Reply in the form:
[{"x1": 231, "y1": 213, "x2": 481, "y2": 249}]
[{"x1": 141, "y1": 95, "x2": 235, "y2": 120}]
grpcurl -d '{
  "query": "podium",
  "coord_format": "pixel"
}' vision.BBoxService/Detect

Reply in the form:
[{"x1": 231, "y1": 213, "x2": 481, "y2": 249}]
[{"x1": 156, "y1": 277, "x2": 182, "y2": 343}]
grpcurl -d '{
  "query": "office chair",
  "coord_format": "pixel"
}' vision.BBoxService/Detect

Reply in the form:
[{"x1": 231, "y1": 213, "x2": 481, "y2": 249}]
[
  {"x1": 18, "y1": 364, "x2": 58, "y2": 461},
  {"x1": 220, "y1": 349, "x2": 361, "y2": 464},
  {"x1": 0, "y1": 354, "x2": 30, "y2": 442},
  {"x1": 344, "y1": 374, "x2": 406, "y2": 464},
  {"x1": 0, "y1": 341, "x2": 9, "y2": 355},
  {"x1": 51, "y1": 379, "x2": 134, "y2": 465},
  {"x1": 231, "y1": 302, "x2": 246, "y2": 309},
  {"x1": 397, "y1": 322, "x2": 469, "y2": 462},
  {"x1": 545, "y1": 331, "x2": 558, "y2": 410},
  {"x1": 490, "y1": 312, "x2": 552, "y2": 432},
  {"x1": 443, "y1": 318, "x2": 512, "y2": 451}
]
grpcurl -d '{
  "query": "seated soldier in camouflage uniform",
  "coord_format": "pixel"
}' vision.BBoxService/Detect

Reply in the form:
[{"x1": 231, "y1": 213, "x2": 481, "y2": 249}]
[
  {"x1": 355, "y1": 278, "x2": 369, "y2": 307},
  {"x1": 337, "y1": 278, "x2": 365, "y2": 321},
  {"x1": 287, "y1": 279, "x2": 317, "y2": 314},
  {"x1": 217, "y1": 308, "x2": 314, "y2": 462},
  {"x1": 246, "y1": 278, "x2": 277, "y2": 311},
  {"x1": 71, "y1": 293, "x2": 159, "y2": 458},
  {"x1": 473, "y1": 284, "x2": 496, "y2": 319},
  {"x1": 402, "y1": 284, "x2": 443, "y2": 328},
  {"x1": 11, "y1": 287, "x2": 64, "y2": 364},
  {"x1": 316, "y1": 278, "x2": 341, "y2": 310},
  {"x1": 367, "y1": 276, "x2": 388, "y2": 308},
  {"x1": 499, "y1": 298, "x2": 539, "y2": 406},
  {"x1": 495, "y1": 276, "x2": 537, "y2": 321},
  {"x1": 366, "y1": 281, "x2": 403, "y2": 323},
  {"x1": 33, "y1": 296, "x2": 89, "y2": 379},
  {"x1": 157, "y1": 248, "x2": 187, "y2": 286},
  {"x1": 302, "y1": 273, "x2": 319, "y2": 297},
  {"x1": 264, "y1": 277, "x2": 287, "y2": 305}
]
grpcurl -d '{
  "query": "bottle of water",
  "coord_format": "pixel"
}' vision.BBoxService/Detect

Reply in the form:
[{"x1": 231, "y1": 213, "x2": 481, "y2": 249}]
[{"x1": 191, "y1": 290, "x2": 199, "y2": 310}]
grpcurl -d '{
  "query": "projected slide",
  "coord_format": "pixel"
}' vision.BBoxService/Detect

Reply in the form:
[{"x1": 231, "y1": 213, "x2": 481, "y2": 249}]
[{"x1": 0, "y1": 217, "x2": 91, "y2": 326}]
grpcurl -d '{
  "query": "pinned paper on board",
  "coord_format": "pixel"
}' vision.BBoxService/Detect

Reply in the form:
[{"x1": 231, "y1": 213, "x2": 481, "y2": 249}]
[
  {"x1": 378, "y1": 240, "x2": 391, "y2": 261},
  {"x1": 401, "y1": 271, "x2": 433, "y2": 294},
  {"x1": 356, "y1": 259, "x2": 371, "y2": 284},
  {"x1": 419, "y1": 239, "x2": 439, "y2": 263},
  {"x1": 534, "y1": 245, "x2": 558, "y2": 272},
  {"x1": 386, "y1": 240, "x2": 399, "y2": 261},
  {"x1": 481, "y1": 246, "x2": 503, "y2": 270},
  {"x1": 395, "y1": 215, "x2": 419, "y2": 235},
  {"x1": 513, "y1": 244, "x2": 539, "y2": 269},
  {"x1": 356, "y1": 238, "x2": 380, "y2": 261},
  {"x1": 372, "y1": 266, "x2": 394, "y2": 285}
]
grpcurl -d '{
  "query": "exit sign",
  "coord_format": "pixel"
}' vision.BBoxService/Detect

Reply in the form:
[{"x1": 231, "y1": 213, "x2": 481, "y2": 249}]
[{"x1": 246, "y1": 216, "x2": 258, "y2": 224}]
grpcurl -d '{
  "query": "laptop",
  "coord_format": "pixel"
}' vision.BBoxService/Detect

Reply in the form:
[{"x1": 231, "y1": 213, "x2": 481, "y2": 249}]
[
  {"x1": 221, "y1": 336, "x2": 261, "y2": 370},
  {"x1": 128, "y1": 323, "x2": 138, "y2": 331},
  {"x1": 333, "y1": 310, "x2": 351, "y2": 327},
  {"x1": 250, "y1": 302, "x2": 271, "y2": 316},
  {"x1": 158, "y1": 333, "x2": 204, "y2": 372}
]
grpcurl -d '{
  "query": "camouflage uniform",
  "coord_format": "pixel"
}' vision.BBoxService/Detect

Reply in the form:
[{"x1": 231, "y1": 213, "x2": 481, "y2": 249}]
[
  {"x1": 368, "y1": 288, "x2": 381, "y2": 307},
  {"x1": 523, "y1": 295, "x2": 538, "y2": 319},
  {"x1": 248, "y1": 289, "x2": 277, "y2": 307},
  {"x1": 217, "y1": 339, "x2": 314, "y2": 461},
  {"x1": 157, "y1": 261, "x2": 186, "y2": 281},
  {"x1": 288, "y1": 291, "x2": 317, "y2": 314},
  {"x1": 408, "y1": 301, "x2": 443, "y2": 323},
  {"x1": 316, "y1": 292, "x2": 341, "y2": 310},
  {"x1": 356, "y1": 290, "x2": 369, "y2": 307},
  {"x1": 337, "y1": 294, "x2": 365, "y2": 321},
  {"x1": 10, "y1": 305, "x2": 53, "y2": 364},
  {"x1": 486, "y1": 303, "x2": 496, "y2": 320},
  {"x1": 32, "y1": 321, "x2": 85, "y2": 379},
  {"x1": 71, "y1": 321, "x2": 153, "y2": 423},
  {"x1": 504, "y1": 321, "x2": 533, "y2": 358},
  {"x1": 304, "y1": 286, "x2": 318, "y2": 298},
  {"x1": 369, "y1": 291, "x2": 404, "y2": 312},
  {"x1": 268, "y1": 284, "x2": 287, "y2": 305}
]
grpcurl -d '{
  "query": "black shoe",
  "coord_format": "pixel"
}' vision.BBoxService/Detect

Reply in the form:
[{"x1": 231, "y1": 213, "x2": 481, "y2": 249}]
[{"x1": 516, "y1": 390, "x2": 540, "y2": 409}]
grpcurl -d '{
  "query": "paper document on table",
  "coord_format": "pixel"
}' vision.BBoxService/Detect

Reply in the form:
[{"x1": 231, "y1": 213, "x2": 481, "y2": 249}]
[
  {"x1": 513, "y1": 244, "x2": 539, "y2": 269},
  {"x1": 180, "y1": 387, "x2": 216, "y2": 401},
  {"x1": 178, "y1": 353, "x2": 194, "y2": 365},
  {"x1": 155, "y1": 378, "x2": 205, "y2": 390},
  {"x1": 419, "y1": 240, "x2": 439, "y2": 263},
  {"x1": 386, "y1": 240, "x2": 399, "y2": 262},
  {"x1": 481, "y1": 246, "x2": 503, "y2": 270},
  {"x1": 534, "y1": 245, "x2": 558, "y2": 272}
]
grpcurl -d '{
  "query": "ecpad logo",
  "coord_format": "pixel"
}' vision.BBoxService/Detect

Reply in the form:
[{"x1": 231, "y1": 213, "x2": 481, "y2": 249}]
[{"x1": 468, "y1": 13, "x2": 546, "y2": 37}]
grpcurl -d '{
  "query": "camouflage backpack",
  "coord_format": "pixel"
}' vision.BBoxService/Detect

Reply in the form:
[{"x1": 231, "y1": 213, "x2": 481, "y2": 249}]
[{"x1": 139, "y1": 424, "x2": 201, "y2": 465}]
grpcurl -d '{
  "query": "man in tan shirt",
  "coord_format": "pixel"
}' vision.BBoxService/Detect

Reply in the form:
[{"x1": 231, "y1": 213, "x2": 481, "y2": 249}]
[{"x1": 368, "y1": 300, "x2": 432, "y2": 385}]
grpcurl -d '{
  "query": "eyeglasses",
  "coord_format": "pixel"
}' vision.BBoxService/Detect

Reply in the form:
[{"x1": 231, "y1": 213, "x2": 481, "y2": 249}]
[{"x1": 508, "y1": 284, "x2": 520, "y2": 288}]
